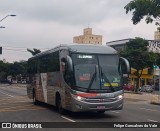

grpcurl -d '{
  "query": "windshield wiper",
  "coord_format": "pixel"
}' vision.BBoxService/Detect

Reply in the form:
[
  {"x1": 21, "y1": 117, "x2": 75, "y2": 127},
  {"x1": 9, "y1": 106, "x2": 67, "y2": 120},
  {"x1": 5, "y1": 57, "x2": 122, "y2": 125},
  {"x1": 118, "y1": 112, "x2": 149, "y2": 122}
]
[
  {"x1": 87, "y1": 65, "x2": 97, "y2": 92},
  {"x1": 99, "y1": 66, "x2": 115, "y2": 92}
]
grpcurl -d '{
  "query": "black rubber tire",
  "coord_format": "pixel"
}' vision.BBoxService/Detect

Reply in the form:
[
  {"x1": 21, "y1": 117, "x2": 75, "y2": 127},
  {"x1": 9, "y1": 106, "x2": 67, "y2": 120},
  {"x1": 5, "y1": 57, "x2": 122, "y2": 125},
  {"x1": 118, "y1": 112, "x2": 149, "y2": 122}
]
[
  {"x1": 56, "y1": 95, "x2": 65, "y2": 114},
  {"x1": 97, "y1": 110, "x2": 105, "y2": 114}
]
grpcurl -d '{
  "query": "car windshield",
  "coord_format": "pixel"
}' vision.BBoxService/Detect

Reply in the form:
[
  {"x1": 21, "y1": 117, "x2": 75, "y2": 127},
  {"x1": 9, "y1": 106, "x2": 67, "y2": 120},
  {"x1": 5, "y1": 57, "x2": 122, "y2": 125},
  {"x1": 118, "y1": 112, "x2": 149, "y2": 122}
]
[{"x1": 71, "y1": 53, "x2": 122, "y2": 93}]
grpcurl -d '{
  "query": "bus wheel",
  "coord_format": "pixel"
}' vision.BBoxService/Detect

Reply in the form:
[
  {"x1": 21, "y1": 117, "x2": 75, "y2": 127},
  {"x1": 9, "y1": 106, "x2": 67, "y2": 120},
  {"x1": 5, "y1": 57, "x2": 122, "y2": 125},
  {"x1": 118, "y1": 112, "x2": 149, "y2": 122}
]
[
  {"x1": 56, "y1": 95, "x2": 65, "y2": 114},
  {"x1": 33, "y1": 91, "x2": 38, "y2": 105},
  {"x1": 97, "y1": 110, "x2": 105, "y2": 114}
]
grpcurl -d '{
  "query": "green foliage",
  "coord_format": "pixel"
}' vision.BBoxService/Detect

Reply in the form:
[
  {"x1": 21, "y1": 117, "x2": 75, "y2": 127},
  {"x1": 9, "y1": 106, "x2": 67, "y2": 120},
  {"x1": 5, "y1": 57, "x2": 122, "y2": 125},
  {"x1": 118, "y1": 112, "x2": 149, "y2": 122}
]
[
  {"x1": 124, "y1": 0, "x2": 160, "y2": 29},
  {"x1": 155, "y1": 53, "x2": 160, "y2": 65},
  {"x1": 27, "y1": 48, "x2": 41, "y2": 56},
  {"x1": 120, "y1": 38, "x2": 150, "y2": 70},
  {"x1": 0, "y1": 60, "x2": 27, "y2": 80}
]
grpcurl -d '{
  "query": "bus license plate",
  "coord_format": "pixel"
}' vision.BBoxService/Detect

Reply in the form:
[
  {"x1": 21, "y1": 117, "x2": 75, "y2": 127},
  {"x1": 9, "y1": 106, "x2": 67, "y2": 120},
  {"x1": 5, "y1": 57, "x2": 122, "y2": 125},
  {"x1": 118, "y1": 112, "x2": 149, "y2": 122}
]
[{"x1": 97, "y1": 106, "x2": 105, "y2": 109}]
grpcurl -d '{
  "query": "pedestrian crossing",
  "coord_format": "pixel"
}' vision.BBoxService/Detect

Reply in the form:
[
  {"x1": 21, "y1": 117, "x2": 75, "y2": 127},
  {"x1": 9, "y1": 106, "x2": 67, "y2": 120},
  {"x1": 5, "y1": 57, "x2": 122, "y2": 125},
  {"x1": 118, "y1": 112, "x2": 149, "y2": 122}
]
[{"x1": 0, "y1": 96, "x2": 46, "y2": 112}]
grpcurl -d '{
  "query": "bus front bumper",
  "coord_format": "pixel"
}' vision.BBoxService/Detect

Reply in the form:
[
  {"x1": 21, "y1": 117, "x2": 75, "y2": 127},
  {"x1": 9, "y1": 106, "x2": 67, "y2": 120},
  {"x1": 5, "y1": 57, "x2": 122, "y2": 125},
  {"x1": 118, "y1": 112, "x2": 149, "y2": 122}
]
[{"x1": 71, "y1": 96, "x2": 123, "y2": 112}]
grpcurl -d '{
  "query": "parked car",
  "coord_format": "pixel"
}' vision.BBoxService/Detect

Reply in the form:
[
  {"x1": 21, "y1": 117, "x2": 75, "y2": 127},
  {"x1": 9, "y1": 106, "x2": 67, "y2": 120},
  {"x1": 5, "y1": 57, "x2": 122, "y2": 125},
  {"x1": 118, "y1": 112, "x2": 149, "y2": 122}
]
[
  {"x1": 123, "y1": 84, "x2": 134, "y2": 91},
  {"x1": 139, "y1": 85, "x2": 153, "y2": 93},
  {"x1": 21, "y1": 79, "x2": 26, "y2": 84}
]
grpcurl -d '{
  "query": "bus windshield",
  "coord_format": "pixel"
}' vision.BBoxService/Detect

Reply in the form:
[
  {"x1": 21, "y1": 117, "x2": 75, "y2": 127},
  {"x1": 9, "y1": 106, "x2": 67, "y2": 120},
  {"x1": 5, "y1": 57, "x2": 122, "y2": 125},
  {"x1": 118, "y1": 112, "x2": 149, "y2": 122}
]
[{"x1": 71, "y1": 53, "x2": 122, "y2": 93}]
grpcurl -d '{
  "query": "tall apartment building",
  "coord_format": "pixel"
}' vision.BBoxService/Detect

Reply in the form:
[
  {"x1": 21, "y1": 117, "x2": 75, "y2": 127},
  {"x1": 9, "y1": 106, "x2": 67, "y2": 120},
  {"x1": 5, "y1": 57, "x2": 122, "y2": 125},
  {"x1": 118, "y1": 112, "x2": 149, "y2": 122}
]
[
  {"x1": 73, "y1": 28, "x2": 102, "y2": 45},
  {"x1": 154, "y1": 29, "x2": 160, "y2": 40}
]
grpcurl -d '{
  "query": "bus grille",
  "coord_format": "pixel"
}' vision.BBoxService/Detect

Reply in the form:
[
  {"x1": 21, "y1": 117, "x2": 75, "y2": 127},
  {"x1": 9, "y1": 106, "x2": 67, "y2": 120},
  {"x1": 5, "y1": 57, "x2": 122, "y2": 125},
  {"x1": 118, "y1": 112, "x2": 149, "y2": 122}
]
[{"x1": 85, "y1": 98, "x2": 118, "y2": 103}]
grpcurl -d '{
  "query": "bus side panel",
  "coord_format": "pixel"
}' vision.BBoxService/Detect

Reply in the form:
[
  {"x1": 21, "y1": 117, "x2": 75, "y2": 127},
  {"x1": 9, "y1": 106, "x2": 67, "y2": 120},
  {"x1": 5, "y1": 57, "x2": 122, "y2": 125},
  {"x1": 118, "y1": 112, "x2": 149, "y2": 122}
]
[
  {"x1": 47, "y1": 72, "x2": 61, "y2": 106},
  {"x1": 63, "y1": 84, "x2": 73, "y2": 110},
  {"x1": 47, "y1": 86, "x2": 55, "y2": 105},
  {"x1": 35, "y1": 74, "x2": 45, "y2": 103},
  {"x1": 33, "y1": 72, "x2": 61, "y2": 105}
]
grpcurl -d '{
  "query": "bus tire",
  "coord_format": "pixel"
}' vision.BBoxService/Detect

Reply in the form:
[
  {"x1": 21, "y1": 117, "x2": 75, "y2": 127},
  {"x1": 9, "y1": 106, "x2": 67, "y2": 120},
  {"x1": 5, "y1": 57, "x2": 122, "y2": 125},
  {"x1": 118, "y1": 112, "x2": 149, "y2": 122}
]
[
  {"x1": 33, "y1": 90, "x2": 38, "y2": 105},
  {"x1": 56, "y1": 94, "x2": 65, "y2": 114},
  {"x1": 97, "y1": 110, "x2": 105, "y2": 114}
]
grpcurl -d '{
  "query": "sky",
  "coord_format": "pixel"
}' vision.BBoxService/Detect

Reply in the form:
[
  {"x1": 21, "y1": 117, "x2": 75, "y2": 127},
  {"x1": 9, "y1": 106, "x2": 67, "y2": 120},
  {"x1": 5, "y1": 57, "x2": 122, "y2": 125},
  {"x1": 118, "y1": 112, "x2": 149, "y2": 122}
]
[{"x1": 0, "y1": 0, "x2": 158, "y2": 63}]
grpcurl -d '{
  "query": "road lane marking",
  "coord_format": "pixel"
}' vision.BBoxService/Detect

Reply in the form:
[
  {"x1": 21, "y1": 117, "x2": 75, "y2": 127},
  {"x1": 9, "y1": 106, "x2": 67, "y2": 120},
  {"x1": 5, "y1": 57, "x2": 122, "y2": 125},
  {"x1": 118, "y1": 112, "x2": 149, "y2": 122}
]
[
  {"x1": 148, "y1": 119, "x2": 158, "y2": 122},
  {"x1": 139, "y1": 108, "x2": 158, "y2": 112},
  {"x1": 61, "y1": 116, "x2": 76, "y2": 122},
  {"x1": 0, "y1": 90, "x2": 14, "y2": 97},
  {"x1": 110, "y1": 111, "x2": 120, "y2": 113}
]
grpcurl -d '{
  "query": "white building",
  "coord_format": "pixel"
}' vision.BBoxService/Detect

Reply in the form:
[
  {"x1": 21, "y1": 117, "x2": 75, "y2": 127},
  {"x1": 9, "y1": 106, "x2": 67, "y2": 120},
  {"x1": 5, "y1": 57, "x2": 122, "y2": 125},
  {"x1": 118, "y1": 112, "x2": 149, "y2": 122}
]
[{"x1": 106, "y1": 38, "x2": 160, "y2": 53}]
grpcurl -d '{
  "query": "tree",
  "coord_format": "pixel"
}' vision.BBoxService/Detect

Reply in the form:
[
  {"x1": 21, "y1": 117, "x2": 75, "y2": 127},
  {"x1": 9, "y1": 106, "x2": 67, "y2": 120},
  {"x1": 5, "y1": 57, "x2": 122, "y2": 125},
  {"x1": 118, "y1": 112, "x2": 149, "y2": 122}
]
[
  {"x1": 27, "y1": 48, "x2": 41, "y2": 56},
  {"x1": 124, "y1": 0, "x2": 160, "y2": 30},
  {"x1": 0, "y1": 60, "x2": 27, "y2": 82},
  {"x1": 0, "y1": 60, "x2": 11, "y2": 80},
  {"x1": 119, "y1": 37, "x2": 157, "y2": 92}
]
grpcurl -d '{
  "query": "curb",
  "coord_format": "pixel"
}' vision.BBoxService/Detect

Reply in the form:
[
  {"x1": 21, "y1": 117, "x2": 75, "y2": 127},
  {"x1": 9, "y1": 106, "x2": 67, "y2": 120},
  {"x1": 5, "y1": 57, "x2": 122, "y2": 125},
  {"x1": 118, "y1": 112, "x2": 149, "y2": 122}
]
[
  {"x1": 150, "y1": 95, "x2": 160, "y2": 105},
  {"x1": 150, "y1": 101, "x2": 160, "y2": 105}
]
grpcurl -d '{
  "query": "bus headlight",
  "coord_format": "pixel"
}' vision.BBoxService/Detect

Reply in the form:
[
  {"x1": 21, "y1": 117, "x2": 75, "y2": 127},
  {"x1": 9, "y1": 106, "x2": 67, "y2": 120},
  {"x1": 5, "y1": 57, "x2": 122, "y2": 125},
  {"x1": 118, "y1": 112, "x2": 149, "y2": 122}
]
[
  {"x1": 117, "y1": 95, "x2": 123, "y2": 100},
  {"x1": 71, "y1": 94, "x2": 86, "y2": 101}
]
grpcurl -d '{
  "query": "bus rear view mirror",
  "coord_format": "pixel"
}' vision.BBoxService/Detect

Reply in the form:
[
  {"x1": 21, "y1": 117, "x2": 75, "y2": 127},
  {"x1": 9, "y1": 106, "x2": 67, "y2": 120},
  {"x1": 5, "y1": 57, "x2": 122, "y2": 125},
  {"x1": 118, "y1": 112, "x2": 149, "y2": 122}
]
[
  {"x1": 66, "y1": 55, "x2": 73, "y2": 72},
  {"x1": 119, "y1": 57, "x2": 130, "y2": 78}
]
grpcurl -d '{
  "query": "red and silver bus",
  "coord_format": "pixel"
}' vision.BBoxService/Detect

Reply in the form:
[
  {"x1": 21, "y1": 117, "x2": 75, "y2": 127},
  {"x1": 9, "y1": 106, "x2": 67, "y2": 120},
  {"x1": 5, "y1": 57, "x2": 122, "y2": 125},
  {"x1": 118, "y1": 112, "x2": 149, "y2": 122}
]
[{"x1": 27, "y1": 44, "x2": 130, "y2": 114}]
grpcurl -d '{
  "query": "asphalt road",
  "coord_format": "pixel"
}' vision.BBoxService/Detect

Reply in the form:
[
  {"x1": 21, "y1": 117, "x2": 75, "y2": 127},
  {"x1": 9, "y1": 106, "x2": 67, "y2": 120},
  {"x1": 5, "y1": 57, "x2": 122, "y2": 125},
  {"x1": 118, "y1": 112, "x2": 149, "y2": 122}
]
[{"x1": 0, "y1": 84, "x2": 160, "y2": 131}]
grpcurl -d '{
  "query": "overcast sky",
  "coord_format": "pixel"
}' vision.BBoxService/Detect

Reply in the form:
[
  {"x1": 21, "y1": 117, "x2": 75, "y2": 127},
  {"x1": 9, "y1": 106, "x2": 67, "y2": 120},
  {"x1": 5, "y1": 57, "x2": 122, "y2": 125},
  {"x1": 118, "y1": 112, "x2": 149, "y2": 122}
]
[{"x1": 0, "y1": 0, "x2": 158, "y2": 63}]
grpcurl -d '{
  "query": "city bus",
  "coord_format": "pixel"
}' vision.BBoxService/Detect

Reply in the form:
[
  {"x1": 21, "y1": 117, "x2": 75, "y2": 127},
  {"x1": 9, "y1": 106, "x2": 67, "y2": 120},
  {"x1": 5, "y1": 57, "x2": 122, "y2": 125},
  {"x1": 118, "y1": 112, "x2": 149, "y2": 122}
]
[{"x1": 27, "y1": 44, "x2": 130, "y2": 114}]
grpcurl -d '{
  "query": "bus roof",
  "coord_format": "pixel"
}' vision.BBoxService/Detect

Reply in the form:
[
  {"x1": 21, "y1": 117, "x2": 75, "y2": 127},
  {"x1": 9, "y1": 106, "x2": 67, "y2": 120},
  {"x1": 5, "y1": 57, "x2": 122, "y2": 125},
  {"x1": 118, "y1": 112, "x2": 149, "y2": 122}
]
[{"x1": 29, "y1": 44, "x2": 117, "y2": 60}]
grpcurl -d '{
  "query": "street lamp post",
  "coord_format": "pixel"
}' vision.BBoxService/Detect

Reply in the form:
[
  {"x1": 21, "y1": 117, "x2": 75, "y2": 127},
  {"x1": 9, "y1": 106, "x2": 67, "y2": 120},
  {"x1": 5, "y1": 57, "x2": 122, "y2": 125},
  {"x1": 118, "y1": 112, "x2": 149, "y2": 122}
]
[
  {"x1": 0, "y1": 14, "x2": 16, "y2": 23},
  {"x1": 0, "y1": 14, "x2": 16, "y2": 55}
]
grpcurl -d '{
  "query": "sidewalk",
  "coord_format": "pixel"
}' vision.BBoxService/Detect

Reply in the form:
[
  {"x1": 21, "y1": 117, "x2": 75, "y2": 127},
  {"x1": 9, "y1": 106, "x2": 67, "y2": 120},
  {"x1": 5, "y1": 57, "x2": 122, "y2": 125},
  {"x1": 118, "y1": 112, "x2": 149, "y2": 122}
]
[{"x1": 124, "y1": 92, "x2": 160, "y2": 105}]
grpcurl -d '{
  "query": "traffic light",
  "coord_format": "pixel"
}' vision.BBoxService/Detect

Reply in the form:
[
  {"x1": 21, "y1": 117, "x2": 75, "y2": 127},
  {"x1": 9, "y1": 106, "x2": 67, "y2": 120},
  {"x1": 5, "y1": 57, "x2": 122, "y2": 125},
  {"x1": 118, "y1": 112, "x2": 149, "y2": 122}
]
[{"x1": 0, "y1": 47, "x2": 2, "y2": 54}]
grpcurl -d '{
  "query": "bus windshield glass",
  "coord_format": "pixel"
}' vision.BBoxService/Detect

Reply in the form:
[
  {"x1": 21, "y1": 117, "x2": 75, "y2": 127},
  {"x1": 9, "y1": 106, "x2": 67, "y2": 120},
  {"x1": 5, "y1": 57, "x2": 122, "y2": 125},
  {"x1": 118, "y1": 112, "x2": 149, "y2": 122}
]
[{"x1": 71, "y1": 53, "x2": 122, "y2": 93}]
